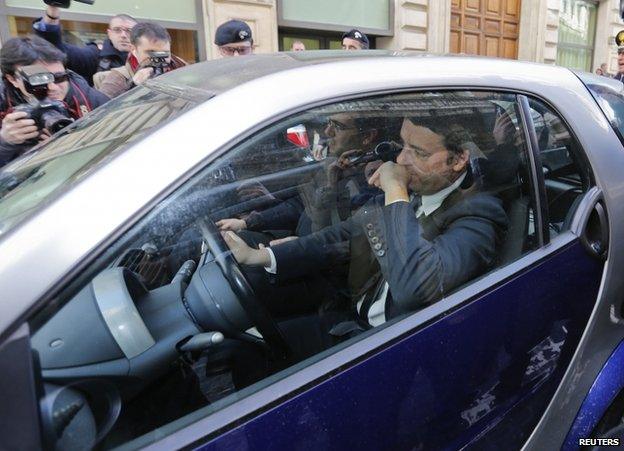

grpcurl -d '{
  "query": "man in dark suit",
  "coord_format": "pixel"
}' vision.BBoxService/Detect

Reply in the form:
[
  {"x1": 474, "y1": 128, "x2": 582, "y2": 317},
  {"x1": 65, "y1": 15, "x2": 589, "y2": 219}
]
[{"x1": 225, "y1": 116, "x2": 508, "y2": 338}]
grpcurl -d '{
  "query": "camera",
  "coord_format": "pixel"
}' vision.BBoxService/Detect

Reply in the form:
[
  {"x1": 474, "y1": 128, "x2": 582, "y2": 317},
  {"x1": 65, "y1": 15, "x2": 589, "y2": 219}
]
[
  {"x1": 347, "y1": 141, "x2": 403, "y2": 165},
  {"x1": 13, "y1": 65, "x2": 73, "y2": 135},
  {"x1": 146, "y1": 51, "x2": 170, "y2": 77},
  {"x1": 44, "y1": 0, "x2": 95, "y2": 8}
]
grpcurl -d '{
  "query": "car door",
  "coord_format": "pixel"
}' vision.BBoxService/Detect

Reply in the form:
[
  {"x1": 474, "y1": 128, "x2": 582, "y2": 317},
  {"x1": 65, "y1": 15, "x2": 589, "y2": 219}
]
[
  {"x1": 0, "y1": 88, "x2": 608, "y2": 451},
  {"x1": 188, "y1": 93, "x2": 605, "y2": 450}
]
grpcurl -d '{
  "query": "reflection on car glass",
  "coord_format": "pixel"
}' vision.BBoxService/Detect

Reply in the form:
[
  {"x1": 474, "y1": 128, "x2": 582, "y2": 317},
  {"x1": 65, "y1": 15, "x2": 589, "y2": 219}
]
[{"x1": 0, "y1": 89, "x2": 197, "y2": 237}]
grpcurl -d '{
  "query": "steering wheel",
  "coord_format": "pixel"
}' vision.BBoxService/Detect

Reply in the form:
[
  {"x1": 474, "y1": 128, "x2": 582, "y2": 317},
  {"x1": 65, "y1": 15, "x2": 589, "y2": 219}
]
[{"x1": 196, "y1": 218, "x2": 291, "y2": 361}]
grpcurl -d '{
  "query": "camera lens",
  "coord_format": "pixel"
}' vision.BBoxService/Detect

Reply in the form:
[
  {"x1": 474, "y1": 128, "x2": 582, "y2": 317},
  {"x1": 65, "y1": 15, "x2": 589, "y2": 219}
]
[{"x1": 41, "y1": 109, "x2": 73, "y2": 134}]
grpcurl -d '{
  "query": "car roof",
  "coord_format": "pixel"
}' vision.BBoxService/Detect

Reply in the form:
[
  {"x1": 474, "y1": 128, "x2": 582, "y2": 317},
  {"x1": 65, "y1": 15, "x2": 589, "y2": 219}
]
[{"x1": 148, "y1": 50, "x2": 579, "y2": 97}]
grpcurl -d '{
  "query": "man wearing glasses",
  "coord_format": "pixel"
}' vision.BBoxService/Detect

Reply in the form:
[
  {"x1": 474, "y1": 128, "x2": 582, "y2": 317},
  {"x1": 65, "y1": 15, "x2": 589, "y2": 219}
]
[
  {"x1": 0, "y1": 36, "x2": 108, "y2": 167},
  {"x1": 98, "y1": 22, "x2": 187, "y2": 99},
  {"x1": 614, "y1": 48, "x2": 624, "y2": 83},
  {"x1": 33, "y1": 3, "x2": 137, "y2": 86},
  {"x1": 215, "y1": 20, "x2": 254, "y2": 58}
]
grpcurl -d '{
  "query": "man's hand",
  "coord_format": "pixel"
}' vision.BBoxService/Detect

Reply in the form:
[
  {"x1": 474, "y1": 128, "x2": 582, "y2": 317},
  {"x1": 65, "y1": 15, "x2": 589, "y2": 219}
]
[
  {"x1": 216, "y1": 218, "x2": 247, "y2": 232},
  {"x1": 132, "y1": 67, "x2": 154, "y2": 86},
  {"x1": 223, "y1": 231, "x2": 271, "y2": 266},
  {"x1": 269, "y1": 236, "x2": 298, "y2": 246},
  {"x1": 0, "y1": 112, "x2": 40, "y2": 145},
  {"x1": 44, "y1": 5, "x2": 61, "y2": 24},
  {"x1": 336, "y1": 149, "x2": 363, "y2": 170},
  {"x1": 368, "y1": 161, "x2": 410, "y2": 205},
  {"x1": 38, "y1": 128, "x2": 52, "y2": 144},
  {"x1": 493, "y1": 109, "x2": 515, "y2": 145}
]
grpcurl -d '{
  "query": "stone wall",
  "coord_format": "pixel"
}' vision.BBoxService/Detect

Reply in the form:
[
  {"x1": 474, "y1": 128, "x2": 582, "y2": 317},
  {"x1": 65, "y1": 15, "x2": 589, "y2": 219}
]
[
  {"x1": 377, "y1": 0, "x2": 432, "y2": 52},
  {"x1": 600, "y1": 0, "x2": 624, "y2": 75},
  {"x1": 543, "y1": 0, "x2": 560, "y2": 64}
]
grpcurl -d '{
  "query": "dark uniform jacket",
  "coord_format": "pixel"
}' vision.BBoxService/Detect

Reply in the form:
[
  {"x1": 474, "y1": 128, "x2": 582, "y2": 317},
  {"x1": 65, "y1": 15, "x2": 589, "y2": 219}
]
[
  {"x1": 270, "y1": 176, "x2": 508, "y2": 317},
  {"x1": 0, "y1": 72, "x2": 109, "y2": 168},
  {"x1": 33, "y1": 18, "x2": 128, "y2": 86}
]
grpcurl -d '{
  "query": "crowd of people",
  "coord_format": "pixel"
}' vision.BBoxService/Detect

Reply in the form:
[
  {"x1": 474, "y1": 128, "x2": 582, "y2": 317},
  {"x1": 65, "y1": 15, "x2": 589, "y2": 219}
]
[{"x1": 0, "y1": 2, "x2": 371, "y2": 167}]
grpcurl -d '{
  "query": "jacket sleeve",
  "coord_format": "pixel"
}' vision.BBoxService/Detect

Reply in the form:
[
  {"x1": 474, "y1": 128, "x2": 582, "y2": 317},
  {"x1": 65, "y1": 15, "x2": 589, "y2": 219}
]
[
  {"x1": 97, "y1": 71, "x2": 132, "y2": 99},
  {"x1": 0, "y1": 138, "x2": 31, "y2": 168},
  {"x1": 270, "y1": 217, "x2": 354, "y2": 280},
  {"x1": 245, "y1": 196, "x2": 304, "y2": 232},
  {"x1": 378, "y1": 196, "x2": 505, "y2": 313},
  {"x1": 33, "y1": 18, "x2": 99, "y2": 83}
]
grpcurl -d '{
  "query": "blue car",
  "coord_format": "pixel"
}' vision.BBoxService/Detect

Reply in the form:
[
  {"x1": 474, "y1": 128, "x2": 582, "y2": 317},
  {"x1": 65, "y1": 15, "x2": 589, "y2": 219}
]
[{"x1": 1, "y1": 52, "x2": 624, "y2": 451}]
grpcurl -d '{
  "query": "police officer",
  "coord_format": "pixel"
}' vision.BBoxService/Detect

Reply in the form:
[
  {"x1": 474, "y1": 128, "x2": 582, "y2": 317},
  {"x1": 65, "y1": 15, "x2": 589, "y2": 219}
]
[
  {"x1": 215, "y1": 20, "x2": 254, "y2": 58},
  {"x1": 0, "y1": 36, "x2": 108, "y2": 167},
  {"x1": 341, "y1": 29, "x2": 369, "y2": 50},
  {"x1": 614, "y1": 30, "x2": 624, "y2": 83},
  {"x1": 33, "y1": 3, "x2": 137, "y2": 86}
]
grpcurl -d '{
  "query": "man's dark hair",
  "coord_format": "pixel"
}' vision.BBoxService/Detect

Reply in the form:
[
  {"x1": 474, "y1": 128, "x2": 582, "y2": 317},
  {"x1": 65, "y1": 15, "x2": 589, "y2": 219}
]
[
  {"x1": 131, "y1": 22, "x2": 171, "y2": 46},
  {"x1": 407, "y1": 116, "x2": 476, "y2": 158},
  {"x1": 110, "y1": 13, "x2": 137, "y2": 25},
  {"x1": 0, "y1": 35, "x2": 66, "y2": 76}
]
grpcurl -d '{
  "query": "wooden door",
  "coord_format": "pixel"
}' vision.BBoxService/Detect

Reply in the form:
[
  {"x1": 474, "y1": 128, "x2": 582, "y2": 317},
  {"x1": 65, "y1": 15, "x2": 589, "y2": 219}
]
[{"x1": 450, "y1": 0, "x2": 521, "y2": 59}]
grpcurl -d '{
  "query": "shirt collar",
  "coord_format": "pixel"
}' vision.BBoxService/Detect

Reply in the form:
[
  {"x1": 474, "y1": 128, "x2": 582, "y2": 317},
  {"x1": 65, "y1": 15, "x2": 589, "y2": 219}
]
[{"x1": 416, "y1": 172, "x2": 467, "y2": 218}]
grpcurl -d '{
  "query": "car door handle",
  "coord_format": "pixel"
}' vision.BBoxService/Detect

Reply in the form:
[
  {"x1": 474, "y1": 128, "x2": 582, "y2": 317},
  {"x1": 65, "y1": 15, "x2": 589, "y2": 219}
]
[{"x1": 577, "y1": 190, "x2": 609, "y2": 260}]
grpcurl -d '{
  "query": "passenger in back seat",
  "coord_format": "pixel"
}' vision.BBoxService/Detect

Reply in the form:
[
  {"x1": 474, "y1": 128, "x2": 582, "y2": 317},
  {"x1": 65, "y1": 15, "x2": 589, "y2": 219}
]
[{"x1": 216, "y1": 112, "x2": 393, "y2": 247}]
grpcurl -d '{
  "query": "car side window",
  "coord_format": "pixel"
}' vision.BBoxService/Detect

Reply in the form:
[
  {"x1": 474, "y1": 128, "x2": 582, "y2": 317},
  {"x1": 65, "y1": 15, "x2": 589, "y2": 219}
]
[
  {"x1": 527, "y1": 98, "x2": 593, "y2": 237},
  {"x1": 29, "y1": 90, "x2": 543, "y2": 450}
]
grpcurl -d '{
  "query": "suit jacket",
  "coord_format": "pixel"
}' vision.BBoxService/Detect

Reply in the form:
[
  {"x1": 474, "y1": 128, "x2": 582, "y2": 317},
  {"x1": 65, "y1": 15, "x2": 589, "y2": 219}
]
[{"x1": 271, "y1": 178, "x2": 508, "y2": 315}]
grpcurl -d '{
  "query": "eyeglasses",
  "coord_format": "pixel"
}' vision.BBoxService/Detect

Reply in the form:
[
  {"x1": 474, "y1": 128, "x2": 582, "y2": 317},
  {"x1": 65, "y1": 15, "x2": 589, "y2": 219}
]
[
  {"x1": 326, "y1": 118, "x2": 359, "y2": 131},
  {"x1": 51, "y1": 71, "x2": 70, "y2": 84},
  {"x1": 219, "y1": 45, "x2": 252, "y2": 56},
  {"x1": 110, "y1": 26, "x2": 133, "y2": 35}
]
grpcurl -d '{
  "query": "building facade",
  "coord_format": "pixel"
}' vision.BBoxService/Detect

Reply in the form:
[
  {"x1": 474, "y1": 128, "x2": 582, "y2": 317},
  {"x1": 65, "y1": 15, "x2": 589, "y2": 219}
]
[{"x1": 0, "y1": 0, "x2": 622, "y2": 74}]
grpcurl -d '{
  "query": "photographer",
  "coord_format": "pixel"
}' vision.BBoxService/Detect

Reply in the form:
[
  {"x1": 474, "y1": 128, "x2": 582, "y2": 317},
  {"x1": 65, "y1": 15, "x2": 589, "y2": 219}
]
[
  {"x1": 32, "y1": 1, "x2": 137, "y2": 86},
  {"x1": 98, "y1": 22, "x2": 186, "y2": 99},
  {"x1": 0, "y1": 36, "x2": 108, "y2": 168}
]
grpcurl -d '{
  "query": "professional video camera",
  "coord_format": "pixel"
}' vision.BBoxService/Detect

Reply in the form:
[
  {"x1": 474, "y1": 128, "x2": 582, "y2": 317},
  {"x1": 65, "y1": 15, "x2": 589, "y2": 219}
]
[
  {"x1": 347, "y1": 141, "x2": 403, "y2": 165},
  {"x1": 13, "y1": 65, "x2": 73, "y2": 136},
  {"x1": 43, "y1": 0, "x2": 95, "y2": 8},
  {"x1": 146, "y1": 51, "x2": 170, "y2": 77}
]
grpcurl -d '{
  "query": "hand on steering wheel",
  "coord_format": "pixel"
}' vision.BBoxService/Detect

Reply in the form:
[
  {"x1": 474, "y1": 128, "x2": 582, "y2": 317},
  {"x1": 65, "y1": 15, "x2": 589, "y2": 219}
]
[{"x1": 196, "y1": 218, "x2": 291, "y2": 361}]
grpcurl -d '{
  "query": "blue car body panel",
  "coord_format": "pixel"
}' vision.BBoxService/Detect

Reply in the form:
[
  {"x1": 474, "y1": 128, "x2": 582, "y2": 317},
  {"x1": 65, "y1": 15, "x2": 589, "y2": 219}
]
[
  {"x1": 198, "y1": 241, "x2": 602, "y2": 450},
  {"x1": 562, "y1": 339, "x2": 624, "y2": 450}
]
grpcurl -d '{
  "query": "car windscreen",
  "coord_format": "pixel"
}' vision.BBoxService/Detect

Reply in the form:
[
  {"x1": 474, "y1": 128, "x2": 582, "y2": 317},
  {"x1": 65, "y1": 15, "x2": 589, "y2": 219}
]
[
  {"x1": 578, "y1": 72, "x2": 624, "y2": 145},
  {"x1": 0, "y1": 87, "x2": 199, "y2": 237}
]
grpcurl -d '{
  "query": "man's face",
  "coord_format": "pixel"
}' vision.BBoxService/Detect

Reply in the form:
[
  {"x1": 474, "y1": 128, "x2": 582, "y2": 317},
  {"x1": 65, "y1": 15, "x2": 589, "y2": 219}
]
[
  {"x1": 342, "y1": 37, "x2": 364, "y2": 51},
  {"x1": 324, "y1": 113, "x2": 365, "y2": 157},
  {"x1": 218, "y1": 41, "x2": 253, "y2": 58},
  {"x1": 133, "y1": 37, "x2": 171, "y2": 65},
  {"x1": 8, "y1": 61, "x2": 69, "y2": 102},
  {"x1": 396, "y1": 119, "x2": 468, "y2": 195},
  {"x1": 292, "y1": 42, "x2": 305, "y2": 51},
  {"x1": 107, "y1": 17, "x2": 136, "y2": 53}
]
